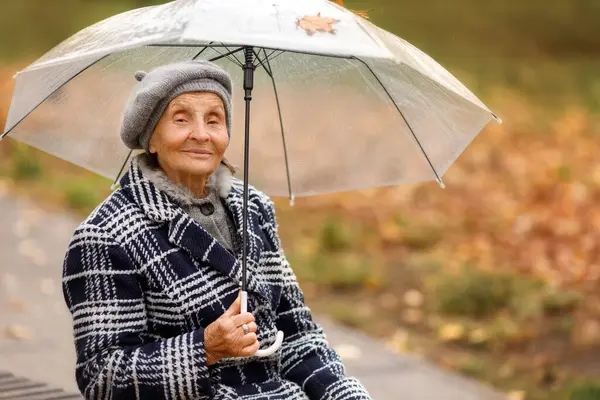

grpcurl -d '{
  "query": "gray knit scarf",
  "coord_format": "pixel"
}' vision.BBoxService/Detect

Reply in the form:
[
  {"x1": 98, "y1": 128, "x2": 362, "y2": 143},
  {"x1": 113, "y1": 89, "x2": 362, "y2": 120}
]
[{"x1": 135, "y1": 154, "x2": 237, "y2": 252}]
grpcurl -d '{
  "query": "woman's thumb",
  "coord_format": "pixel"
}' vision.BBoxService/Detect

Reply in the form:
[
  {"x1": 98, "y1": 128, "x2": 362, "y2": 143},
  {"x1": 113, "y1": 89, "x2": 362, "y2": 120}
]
[{"x1": 224, "y1": 290, "x2": 242, "y2": 316}]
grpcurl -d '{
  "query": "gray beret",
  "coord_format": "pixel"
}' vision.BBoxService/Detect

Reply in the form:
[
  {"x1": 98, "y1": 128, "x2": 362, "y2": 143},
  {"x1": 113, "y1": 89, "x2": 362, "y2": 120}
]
[{"x1": 120, "y1": 60, "x2": 233, "y2": 152}]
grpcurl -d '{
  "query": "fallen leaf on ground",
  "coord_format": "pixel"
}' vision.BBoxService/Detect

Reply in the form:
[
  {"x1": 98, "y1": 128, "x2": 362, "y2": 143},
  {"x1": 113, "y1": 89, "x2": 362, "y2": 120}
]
[
  {"x1": 468, "y1": 328, "x2": 489, "y2": 344},
  {"x1": 5, "y1": 324, "x2": 33, "y2": 340},
  {"x1": 1, "y1": 273, "x2": 18, "y2": 293},
  {"x1": 386, "y1": 329, "x2": 410, "y2": 353},
  {"x1": 334, "y1": 344, "x2": 362, "y2": 360},
  {"x1": 53, "y1": 302, "x2": 66, "y2": 315},
  {"x1": 572, "y1": 318, "x2": 600, "y2": 346},
  {"x1": 297, "y1": 13, "x2": 340, "y2": 35},
  {"x1": 13, "y1": 219, "x2": 29, "y2": 238},
  {"x1": 40, "y1": 278, "x2": 55, "y2": 296},
  {"x1": 31, "y1": 249, "x2": 47, "y2": 267},
  {"x1": 498, "y1": 362, "x2": 515, "y2": 379},
  {"x1": 21, "y1": 207, "x2": 43, "y2": 225},
  {"x1": 0, "y1": 180, "x2": 8, "y2": 198},
  {"x1": 403, "y1": 289, "x2": 424, "y2": 308},
  {"x1": 378, "y1": 293, "x2": 399, "y2": 309},
  {"x1": 17, "y1": 239, "x2": 38, "y2": 258},
  {"x1": 438, "y1": 323, "x2": 465, "y2": 342},
  {"x1": 8, "y1": 299, "x2": 27, "y2": 311},
  {"x1": 507, "y1": 390, "x2": 526, "y2": 400},
  {"x1": 402, "y1": 308, "x2": 423, "y2": 325}
]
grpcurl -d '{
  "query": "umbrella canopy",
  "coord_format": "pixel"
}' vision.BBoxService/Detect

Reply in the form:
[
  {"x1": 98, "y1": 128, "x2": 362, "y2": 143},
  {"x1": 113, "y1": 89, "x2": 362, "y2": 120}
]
[{"x1": 2, "y1": 0, "x2": 499, "y2": 200}]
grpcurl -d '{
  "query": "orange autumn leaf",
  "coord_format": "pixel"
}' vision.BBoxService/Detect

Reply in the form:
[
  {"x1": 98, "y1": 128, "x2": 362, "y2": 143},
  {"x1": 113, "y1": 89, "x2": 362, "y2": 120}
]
[
  {"x1": 330, "y1": 0, "x2": 371, "y2": 19},
  {"x1": 297, "y1": 13, "x2": 340, "y2": 35}
]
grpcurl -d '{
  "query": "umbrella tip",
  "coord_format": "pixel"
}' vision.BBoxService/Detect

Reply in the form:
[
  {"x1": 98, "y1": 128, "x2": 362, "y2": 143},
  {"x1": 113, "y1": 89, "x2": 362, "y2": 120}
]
[
  {"x1": 110, "y1": 182, "x2": 120, "y2": 191},
  {"x1": 12, "y1": 71, "x2": 20, "y2": 79},
  {"x1": 289, "y1": 195, "x2": 295, "y2": 207},
  {"x1": 492, "y1": 113, "x2": 503, "y2": 124},
  {"x1": 438, "y1": 179, "x2": 445, "y2": 189}
]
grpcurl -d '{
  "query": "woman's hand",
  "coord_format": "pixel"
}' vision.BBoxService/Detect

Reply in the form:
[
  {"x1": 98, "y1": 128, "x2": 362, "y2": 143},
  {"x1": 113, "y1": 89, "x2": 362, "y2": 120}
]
[{"x1": 205, "y1": 291, "x2": 259, "y2": 365}]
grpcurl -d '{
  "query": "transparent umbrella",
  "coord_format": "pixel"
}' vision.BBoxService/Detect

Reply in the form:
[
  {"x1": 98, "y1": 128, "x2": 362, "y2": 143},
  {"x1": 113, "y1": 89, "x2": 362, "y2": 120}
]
[{"x1": 1, "y1": 0, "x2": 501, "y2": 357}]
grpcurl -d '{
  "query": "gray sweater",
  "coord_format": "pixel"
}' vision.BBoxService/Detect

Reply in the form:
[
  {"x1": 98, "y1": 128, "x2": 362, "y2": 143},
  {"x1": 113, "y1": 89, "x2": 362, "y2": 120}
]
[{"x1": 136, "y1": 154, "x2": 236, "y2": 251}]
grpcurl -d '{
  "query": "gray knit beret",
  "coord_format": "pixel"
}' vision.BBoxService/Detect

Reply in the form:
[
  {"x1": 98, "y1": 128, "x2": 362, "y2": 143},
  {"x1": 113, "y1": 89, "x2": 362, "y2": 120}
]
[{"x1": 120, "y1": 60, "x2": 233, "y2": 152}]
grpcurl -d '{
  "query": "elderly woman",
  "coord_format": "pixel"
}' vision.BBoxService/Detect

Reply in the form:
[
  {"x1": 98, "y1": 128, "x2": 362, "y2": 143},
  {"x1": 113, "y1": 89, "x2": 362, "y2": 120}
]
[{"x1": 62, "y1": 60, "x2": 371, "y2": 400}]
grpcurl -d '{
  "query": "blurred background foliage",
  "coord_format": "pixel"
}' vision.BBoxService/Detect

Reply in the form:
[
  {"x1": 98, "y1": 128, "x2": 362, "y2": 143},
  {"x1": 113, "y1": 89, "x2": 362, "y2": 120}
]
[{"x1": 1, "y1": 1, "x2": 600, "y2": 399}]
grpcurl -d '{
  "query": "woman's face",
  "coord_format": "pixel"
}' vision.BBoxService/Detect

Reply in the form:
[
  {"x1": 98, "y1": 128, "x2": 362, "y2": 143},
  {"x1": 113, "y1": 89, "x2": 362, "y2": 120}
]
[{"x1": 149, "y1": 92, "x2": 229, "y2": 180}]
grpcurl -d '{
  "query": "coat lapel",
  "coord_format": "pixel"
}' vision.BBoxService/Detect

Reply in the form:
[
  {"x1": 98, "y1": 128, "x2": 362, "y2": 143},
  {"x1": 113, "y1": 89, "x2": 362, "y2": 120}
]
[{"x1": 120, "y1": 157, "x2": 271, "y2": 305}]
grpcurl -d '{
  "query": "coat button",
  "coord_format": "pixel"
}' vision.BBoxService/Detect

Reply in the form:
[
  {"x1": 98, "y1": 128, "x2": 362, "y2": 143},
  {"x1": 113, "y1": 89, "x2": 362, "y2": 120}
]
[{"x1": 199, "y1": 202, "x2": 215, "y2": 216}]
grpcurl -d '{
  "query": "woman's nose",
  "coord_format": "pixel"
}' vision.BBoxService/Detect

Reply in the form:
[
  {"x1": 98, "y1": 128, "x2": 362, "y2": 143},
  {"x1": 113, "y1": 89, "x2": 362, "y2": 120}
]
[{"x1": 189, "y1": 122, "x2": 210, "y2": 141}]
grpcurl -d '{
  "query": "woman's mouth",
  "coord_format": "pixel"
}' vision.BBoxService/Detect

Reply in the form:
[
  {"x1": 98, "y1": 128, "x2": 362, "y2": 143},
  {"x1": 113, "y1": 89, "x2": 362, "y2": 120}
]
[{"x1": 183, "y1": 149, "x2": 213, "y2": 158}]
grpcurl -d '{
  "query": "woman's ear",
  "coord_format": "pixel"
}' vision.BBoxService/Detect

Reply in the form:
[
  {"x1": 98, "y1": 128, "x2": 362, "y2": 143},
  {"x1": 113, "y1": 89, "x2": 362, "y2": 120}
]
[{"x1": 148, "y1": 135, "x2": 157, "y2": 154}]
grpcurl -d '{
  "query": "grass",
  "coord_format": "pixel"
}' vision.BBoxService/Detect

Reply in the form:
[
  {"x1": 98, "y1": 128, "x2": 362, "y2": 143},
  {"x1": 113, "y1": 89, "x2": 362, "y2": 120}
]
[
  {"x1": 292, "y1": 252, "x2": 377, "y2": 291},
  {"x1": 318, "y1": 217, "x2": 355, "y2": 252},
  {"x1": 427, "y1": 266, "x2": 583, "y2": 322},
  {"x1": 428, "y1": 267, "x2": 518, "y2": 318},
  {"x1": 9, "y1": 143, "x2": 43, "y2": 181},
  {"x1": 569, "y1": 382, "x2": 600, "y2": 400},
  {"x1": 0, "y1": 139, "x2": 111, "y2": 214}
]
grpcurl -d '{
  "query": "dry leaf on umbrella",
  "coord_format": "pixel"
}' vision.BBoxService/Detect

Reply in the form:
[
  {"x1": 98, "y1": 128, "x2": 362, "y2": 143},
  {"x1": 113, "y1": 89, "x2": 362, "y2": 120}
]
[{"x1": 297, "y1": 13, "x2": 340, "y2": 35}]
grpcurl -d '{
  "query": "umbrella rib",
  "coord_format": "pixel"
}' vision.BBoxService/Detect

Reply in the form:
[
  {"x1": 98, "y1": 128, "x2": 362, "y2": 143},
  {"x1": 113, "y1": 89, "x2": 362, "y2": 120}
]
[
  {"x1": 266, "y1": 49, "x2": 278, "y2": 60},
  {"x1": 256, "y1": 48, "x2": 294, "y2": 204},
  {"x1": 252, "y1": 49, "x2": 269, "y2": 71},
  {"x1": 147, "y1": 43, "x2": 352, "y2": 60},
  {"x1": 352, "y1": 56, "x2": 445, "y2": 188},
  {"x1": 220, "y1": 44, "x2": 245, "y2": 67},
  {"x1": 261, "y1": 48, "x2": 273, "y2": 71},
  {"x1": 267, "y1": 50, "x2": 285, "y2": 64},
  {"x1": 209, "y1": 46, "x2": 243, "y2": 68},
  {"x1": 191, "y1": 43, "x2": 212, "y2": 60},
  {"x1": 110, "y1": 149, "x2": 133, "y2": 190},
  {"x1": 1, "y1": 54, "x2": 110, "y2": 139}
]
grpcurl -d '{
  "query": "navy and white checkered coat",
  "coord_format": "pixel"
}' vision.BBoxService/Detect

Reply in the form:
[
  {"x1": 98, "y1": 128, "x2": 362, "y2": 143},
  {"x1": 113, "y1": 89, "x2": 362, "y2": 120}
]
[{"x1": 62, "y1": 159, "x2": 371, "y2": 400}]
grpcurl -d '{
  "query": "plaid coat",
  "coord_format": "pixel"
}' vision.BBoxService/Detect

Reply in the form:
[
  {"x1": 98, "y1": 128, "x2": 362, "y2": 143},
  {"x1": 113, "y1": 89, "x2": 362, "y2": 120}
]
[{"x1": 62, "y1": 159, "x2": 371, "y2": 400}]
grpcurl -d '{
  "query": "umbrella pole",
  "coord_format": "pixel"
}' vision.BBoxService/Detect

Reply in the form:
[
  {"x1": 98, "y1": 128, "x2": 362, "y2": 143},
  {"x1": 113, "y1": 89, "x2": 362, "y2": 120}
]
[
  {"x1": 241, "y1": 46, "x2": 254, "y2": 295},
  {"x1": 240, "y1": 46, "x2": 284, "y2": 357}
]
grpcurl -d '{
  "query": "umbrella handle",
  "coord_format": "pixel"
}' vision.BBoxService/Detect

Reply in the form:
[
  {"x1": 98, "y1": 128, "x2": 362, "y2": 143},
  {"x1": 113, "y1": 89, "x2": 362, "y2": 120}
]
[{"x1": 241, "y1": 290, "x2": 284, "y2": 357}]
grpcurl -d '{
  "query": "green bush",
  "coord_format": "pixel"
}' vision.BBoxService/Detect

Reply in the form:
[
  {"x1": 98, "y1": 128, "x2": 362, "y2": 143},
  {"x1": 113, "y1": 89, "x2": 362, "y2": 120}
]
[
  {"x1": 60, "y1": 176, "x2": 110, "y2": 213},
  {"x1": 432, "y1": 268, "x2": 516, "y2": 318},
  {"x1": 293, "y1": 253, "x2": 374, "y2": 291},
  {"x1": 569, "y1": 382, "x2": 600, "y2": 400},
  {"x1": 318, "y1": 218, "x2": 354, "y2": 251},
  {"x1": 10, "y1": 146, "x2": 43, "y2": 181},
  {"x1": 64, "y1": 184, "x2": 99, "y2": 211},
  {"x1": 541, "y1": 287, "x2": 582, "y2": 315}
]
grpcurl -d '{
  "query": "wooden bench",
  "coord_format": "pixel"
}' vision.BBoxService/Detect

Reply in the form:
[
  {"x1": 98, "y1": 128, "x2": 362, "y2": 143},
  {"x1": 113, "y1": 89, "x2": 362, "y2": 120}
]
[{"x1": 0, "y1": 371, "x2": 81, "y2": 400}]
